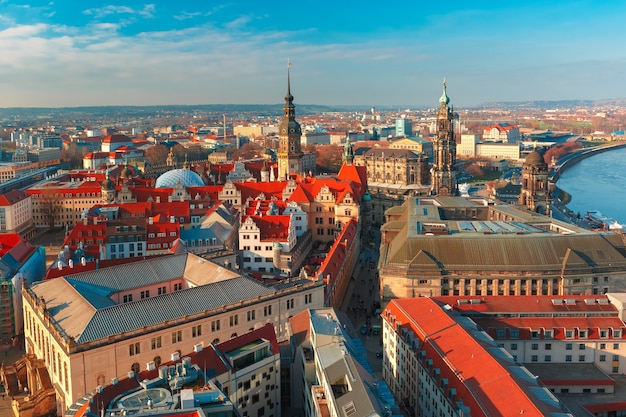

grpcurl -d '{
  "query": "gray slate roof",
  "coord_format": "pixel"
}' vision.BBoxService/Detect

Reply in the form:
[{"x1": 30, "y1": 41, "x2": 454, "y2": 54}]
[{"x1": 30, "y1": 253, "x2": 274, "y2": 344}]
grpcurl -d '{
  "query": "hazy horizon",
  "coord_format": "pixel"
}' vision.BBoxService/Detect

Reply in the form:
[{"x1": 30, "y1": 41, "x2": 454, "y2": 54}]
[{"x1": 2, "y1": 1, "x2": 626, "y2": 108}]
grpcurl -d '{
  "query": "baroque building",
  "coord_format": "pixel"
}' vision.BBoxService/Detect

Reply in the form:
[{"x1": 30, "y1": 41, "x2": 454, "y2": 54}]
[
  {"x1": 277, "y1": 65, "x2": 304, "y2": 180},
  {"x1": 519, "y1": 146, "x2": 550, "y2": 214},
  {"x1": 430, "y1": 80, "x2": 458, "y2": 196}
]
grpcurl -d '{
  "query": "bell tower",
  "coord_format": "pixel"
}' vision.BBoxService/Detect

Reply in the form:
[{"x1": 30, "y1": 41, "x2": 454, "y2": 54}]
[
  {"x1": 519, "y1": 145, "x2": 550, "y2": 214},
  {"x1": 277, "y1": 61, "x2": 303, "y2": 180},
  {"x1": 430, "y1": 79, "x2": 458, "y2": 196}
]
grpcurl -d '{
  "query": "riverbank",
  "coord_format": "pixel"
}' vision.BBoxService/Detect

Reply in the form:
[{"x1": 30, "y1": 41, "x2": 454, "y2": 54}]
[
  {"x1": 552, "y1": 142, "x2": 626, "y2": 182},
  {"x1": 553, "y1": 143, "x2": 626, "y2": 230}
]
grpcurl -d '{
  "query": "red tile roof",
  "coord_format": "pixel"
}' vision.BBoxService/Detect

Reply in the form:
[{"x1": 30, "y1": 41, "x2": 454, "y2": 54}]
[
  {"x1": 318, "y1": 219, "x2": 358, "y2": 286},
  {"x1": 0, "y1": 233, "x2": 35, "y2": 261},
  {"x1": 216, "y1": 323, "x2": 280, "y2": 356},
  {"x1": 0, "y1": 189, "x2": 29, "y2": 206},
  {"x1": 385, "y1": 298, "x2": 564, "y2": 417},
  {"x1": 102, "y1": 134, "x2": 133, "y2": 143},
  {"x1": 243, "y1": 215, "x2": 291, "y2": 241},
  {"x1": 337, "y1": 163, "x2": 367, "y2": 198},
  {"x1": 432, "y1": 295, "x2": 626, "y2": 341}
]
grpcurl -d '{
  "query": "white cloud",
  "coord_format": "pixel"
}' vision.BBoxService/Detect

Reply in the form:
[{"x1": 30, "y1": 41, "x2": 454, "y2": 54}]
[
  {"x1": 82, "y1": 4, "x2": 155, "y2": 19},
  {"x1": 224, "y1": 16, "x2": 251, "y2": 30}
]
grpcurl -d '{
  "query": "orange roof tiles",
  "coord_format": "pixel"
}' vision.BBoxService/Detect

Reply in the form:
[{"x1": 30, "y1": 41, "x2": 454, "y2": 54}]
[
  {"x1": 0, "y1": 233, "x2": 34, "y2": 261},
  {"x1": 318, "y1": 219, "x2": 358, "y2": 286},
  {"x1": 432, "y1": 295, "x2": 626, "y2": 341},
  {"x1": 243, "y1": 215, "x2": 291, "y2": 241},
  {"x1": 385, "y1": 298, "x2": 563, "y2": 417}
]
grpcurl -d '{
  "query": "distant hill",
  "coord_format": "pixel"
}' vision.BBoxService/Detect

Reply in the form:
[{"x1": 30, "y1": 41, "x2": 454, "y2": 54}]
[{"x1": 474, "y1": 99, "x2": 626, "y2": 109}]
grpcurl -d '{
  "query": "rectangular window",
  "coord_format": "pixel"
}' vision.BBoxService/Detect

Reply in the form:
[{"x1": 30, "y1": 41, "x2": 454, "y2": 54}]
[
  {"x1": 545, "y1": 343, "x2": 552, "y2": 350},
  {"x1": 247, "y1": 310, "x2": 256, "y2": 322},
  {"x1": 129, "y1": 342, "x2": 140, "y2": 356},
  {"x1": 579, "y1": 344, "x2": 586, "y2": 350},
  {"x1": 496, "y1": 329, "x2": 506, "y2": 340},
  {"x1": 264, "y1": 305, "x2": 272, "y2": 317},
  {"x1": 304, "y1": 293, "x2": 312, "y2": 304},
  {"x1": 531, "y1": 355, "x2": 538, "y2": 362},
  {"x1": 614, "y1": 355, "x2": 620, "y2": 361},
  {"x1": 174, "y1": 283, "x2": 182, "y2": 291},
  {"x1": 230, "y1": 315, "x2": 239, "y2": 327},
  {"x1": 286, "y1": 299, "x2": 294, "y2": 310},
  {"x1": 600, "y1": 343, "x2": 606, "y2": 350},
  {"x1": 566, "y1": 343, "x2": 573, "y2": 350},
  {"x1": 600, "y1": 354, "x2": 606, "y2": 362},
  {"x1": 614, "y1": 343, "x2": 620, "y2": 350},
  {"x1": 141, "y1": 290, "x2": 150, "y2": 299},
  {"x1": 566, "y1": 330, "x2": 574, "y2": 338},
  {"x1": 192, "y1": 325, "x2": 202, "y2": 338},
  {"x1": 510, "y1": 329, "x2": 520, "y2": 339},
  {"x1": 211, "y1": 320, "x2": 221, "y2": 332},
  {"x1": 545, "y1": 355, "x2": 551, "y2": 362},
  {"x1": 510, "y1": 343, "x2": 518, "y2": 351},
  {"x1": 158, "y1": 286, "x2": 166, "y2": 295},
  {"x1": 151, "y1": 336, "x2": 161, "y2": 350},
  {"x1": 531, "y1": 343, "x2": 538, "y2": 350},
  {"x1": 123, "y1": 294, "x2": 133, "y2": 303},
  {"x1": 579, "y1": 355, "x2": 585, "y2": 362},
  {"x1": 172, "y1": 330, "x2": 182, "y2": 343},
  {"x1": 566, "y1": 355, "x2": 572, "y2": 362}
]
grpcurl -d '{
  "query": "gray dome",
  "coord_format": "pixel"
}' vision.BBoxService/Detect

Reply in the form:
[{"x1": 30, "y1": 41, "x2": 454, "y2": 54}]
[{"x1": 155, "y1": 168, "x2": 205, "y2": 188}]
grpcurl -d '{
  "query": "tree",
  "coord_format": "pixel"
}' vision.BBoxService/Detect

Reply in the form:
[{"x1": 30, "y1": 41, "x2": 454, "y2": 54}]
[
  {"x1": 466, "y1": 163, "x2": 484, "y2": 178},
  {"x1": 144, "y1": 145, "x2": 169, "y2": 166},
  {"x1": 315, "y1": 145, "x2": 343, "y2": 173},
  {"x1": 232, "y1": 142, "x2": 263, "y2": 161},
  {"x1": 39, "y1": 188, "x2": 63, "y2": 230}
]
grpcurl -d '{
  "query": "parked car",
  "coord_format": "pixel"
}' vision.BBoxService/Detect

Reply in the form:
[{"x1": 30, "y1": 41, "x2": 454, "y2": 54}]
[{"x1": 360, "y1": 324, "x2": 367, "y2": 335}]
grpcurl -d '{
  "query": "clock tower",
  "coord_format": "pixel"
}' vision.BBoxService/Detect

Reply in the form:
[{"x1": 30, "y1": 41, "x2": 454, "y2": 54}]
[
  {"x1": 277, "y1": 62, "x2": 303, "y2": 180},
  {"x1": 430, "y1": 79, "x2": 458, "y2": 196}
]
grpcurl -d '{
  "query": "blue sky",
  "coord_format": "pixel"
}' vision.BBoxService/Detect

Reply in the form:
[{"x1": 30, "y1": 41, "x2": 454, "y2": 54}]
[{"x1": 1, "y1": 0, "x2": 625, "y2": 107}]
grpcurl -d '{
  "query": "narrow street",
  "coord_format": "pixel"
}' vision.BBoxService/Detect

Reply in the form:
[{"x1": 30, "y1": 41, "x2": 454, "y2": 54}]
[{"x1": 341, "y1": 234, "x2": 383, "y2": 378}]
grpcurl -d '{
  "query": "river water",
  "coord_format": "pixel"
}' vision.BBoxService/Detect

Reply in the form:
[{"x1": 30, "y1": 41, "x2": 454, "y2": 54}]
[{"x1": 556, "y1": 146, "x2": 626, "y2": 225}]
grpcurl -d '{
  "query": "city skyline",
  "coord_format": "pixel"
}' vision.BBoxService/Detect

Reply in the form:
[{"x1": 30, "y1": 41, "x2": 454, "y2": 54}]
[{"x1": 1, "y1": 0, "x2": 626, "y2": 108}]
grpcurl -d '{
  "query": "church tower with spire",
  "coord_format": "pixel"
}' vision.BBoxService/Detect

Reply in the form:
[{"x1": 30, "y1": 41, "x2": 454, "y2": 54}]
[
  {"x1": 430, "y1": 79, "x2": 458, "y2": 196},
  {"x1": 277, "y1": 62, "x2": 303, "y2": 180},
  {"x1": 343, "y1": 133, "x2": 354, "y2": 165}
]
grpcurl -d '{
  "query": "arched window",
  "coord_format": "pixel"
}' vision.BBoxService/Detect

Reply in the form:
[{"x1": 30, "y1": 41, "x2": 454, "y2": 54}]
[
  {"x1": 131, "y1": 362, "x2": 140, "y2": 374},
  {"x1": 153, "y1": 356, "x2": 162, "y2": 367}
]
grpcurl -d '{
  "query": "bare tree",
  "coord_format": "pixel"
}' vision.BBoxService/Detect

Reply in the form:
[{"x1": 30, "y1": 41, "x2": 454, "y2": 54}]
[{"x1": 39, "y1": 188, "x2": 63, "y2": 230}]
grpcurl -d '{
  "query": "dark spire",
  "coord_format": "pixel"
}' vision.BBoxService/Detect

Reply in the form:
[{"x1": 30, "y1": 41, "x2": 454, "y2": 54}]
[{"x1": 285, "y1": 60, "x2": 294, "y2": 104}]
